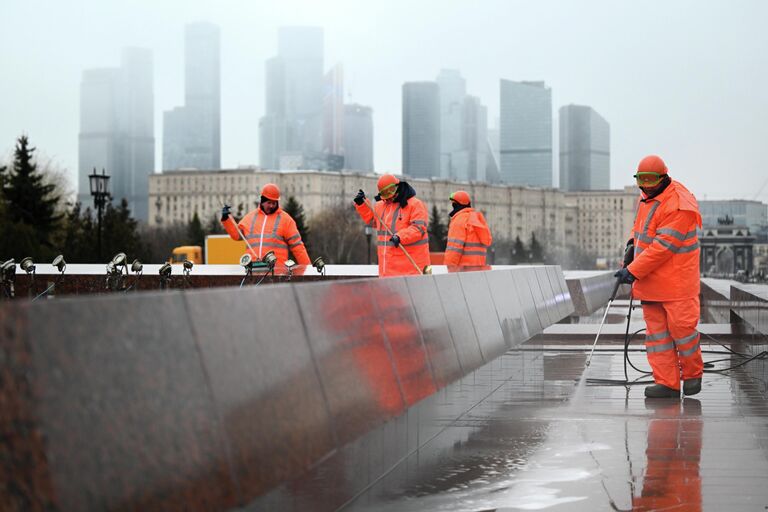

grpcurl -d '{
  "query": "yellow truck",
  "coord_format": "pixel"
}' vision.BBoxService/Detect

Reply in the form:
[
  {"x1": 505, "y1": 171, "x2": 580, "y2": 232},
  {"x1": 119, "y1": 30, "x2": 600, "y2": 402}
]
[
  {"x1": 169, "y1": 246, "x2": 202, "y2": 264},
  {"x1": 170, "y1": 236, "x2": 247, "y2": 265}
]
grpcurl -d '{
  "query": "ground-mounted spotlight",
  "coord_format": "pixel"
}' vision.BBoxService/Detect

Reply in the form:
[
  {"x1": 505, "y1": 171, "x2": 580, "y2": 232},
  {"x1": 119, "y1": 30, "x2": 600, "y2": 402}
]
[
  {"x1": 20, "y1": 257, "x2": 36, "y2": 298},
  {"x1": 284, "y1": 259, "x2": 296, "y2": 281},
  {"x1": 122, "y1": 259, "x2": 144, "y2": 293},
  {"x1": 262, "y1": 250, "x2": 277, "y2": 269},
  {"x1": 239, "y1": 253, "x2": 252, "y2": 268},
  {"x1": 181, "y1": 259, "x2": 194, "y2": 288},
  {"x1": 312, "y1": 256, "x2": 326, "y2": 276},
  {"x1": 158, "y1": 262, "x2": 172, "y2": 290},
  {"x1": 111, "y1": 252, "x2": 128, "y2": 271},
  {"x1": 20, "y1": 257, "x2": 35, "y2": 274},
  {"x1": 52, "y1": 255, "x2": 66, "y2": 274},
  {"x1": 105, "y1": 259, "x2": 125, "y2": 291},
  {"x1": 1, "y1": 259, "x2": 16, "y2": 299},
  {"x1": 32, "y1": 255, "x2": 67, "y2": 301}
]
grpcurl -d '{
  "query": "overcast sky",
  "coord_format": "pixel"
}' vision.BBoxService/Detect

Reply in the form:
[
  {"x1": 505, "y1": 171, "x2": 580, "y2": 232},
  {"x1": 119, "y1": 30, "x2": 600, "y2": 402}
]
[{"x1": 1, "y1": 0, "x2": 767, "y2": 201}]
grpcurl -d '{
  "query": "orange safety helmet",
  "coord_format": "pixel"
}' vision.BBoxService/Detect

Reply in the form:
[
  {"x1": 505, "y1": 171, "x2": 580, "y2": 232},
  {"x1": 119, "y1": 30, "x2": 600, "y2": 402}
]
[
  {"x1": 261, "y1": 183, "x2": 281, "y2": 201},
  {"x1": 637, "y1": 155, "x2": 668, "y2": 175},
  {"x1": 450, "y1": 190, "x2": 471, "y2": 206},
  {"x1": 377, "y1": 174, "x2": 400, "y2": 200}
]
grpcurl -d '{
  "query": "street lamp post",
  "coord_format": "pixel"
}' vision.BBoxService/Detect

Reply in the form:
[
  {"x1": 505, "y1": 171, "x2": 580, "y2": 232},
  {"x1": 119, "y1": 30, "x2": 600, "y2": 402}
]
[
  {"x1": 88, "y1": 168, "x2": 111, "y2": 261},
  {"x1": 364, "y1": 225, "x2": 373, "y2": 265}
]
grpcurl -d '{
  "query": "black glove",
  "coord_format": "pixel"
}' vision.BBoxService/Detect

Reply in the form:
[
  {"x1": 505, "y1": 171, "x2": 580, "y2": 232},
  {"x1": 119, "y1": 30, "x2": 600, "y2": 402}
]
[
  {"x1": 390, "y1": 234, "x2": 401, "y2": 247},
  {"x1": 353, "y1": 189, "x2": 366, "y2": 206},
  {"x1": 614, "y1": 267, "x2": 636, "y2": 284},
  {"x1": 221, "y1": 204, "x2": 231, "y2": 222},
  {"x1": 623, "y1": 239, "x2": 635, "y2": 268}
]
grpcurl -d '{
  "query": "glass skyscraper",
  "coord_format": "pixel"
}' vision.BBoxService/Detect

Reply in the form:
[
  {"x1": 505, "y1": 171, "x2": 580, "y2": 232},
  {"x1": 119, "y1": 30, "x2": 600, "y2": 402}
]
[
  {"x1": 499, "y1": 80, "x2": 552, "y2": 187},
  {"x1": 559, "y1": 104, "x2": 610, "y2": 191},
  {"x1": 163, "y1": 22, "x2": 221, "y2": 171},
  {"x1": 78, "y1": 47, "x2": 154, "y2": 220},
  {"x1": 402, "y1": 82, "x2": 440, "y2": 179}
]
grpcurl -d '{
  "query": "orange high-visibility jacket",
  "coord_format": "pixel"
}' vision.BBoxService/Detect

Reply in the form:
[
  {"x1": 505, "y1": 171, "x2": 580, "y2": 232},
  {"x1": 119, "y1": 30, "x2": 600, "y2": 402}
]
[
  {"x1": 627, "y1": 180, "x2": 702, "y2": 301},
  {"x1": 355, "y1": 198, "x2": 430, "y2": 277},
  {"x1": 222, "y1": 207, "x2": 311, "y2": 266},
  {"x1": 445, "y1": 208, "x2": 493, "y2": 266}
]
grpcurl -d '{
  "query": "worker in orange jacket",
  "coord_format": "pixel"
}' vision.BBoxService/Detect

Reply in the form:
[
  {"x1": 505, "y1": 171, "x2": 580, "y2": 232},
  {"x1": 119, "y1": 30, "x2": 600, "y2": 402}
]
[
  {"x1": 445, "y1": 190, "x2": 492, "y2": 269},
  {"x1": 353, "y1": 174, "x2": 430, "y2": 277},
  {"x1": 614, "y1": 155, "x2": 703, "y2": 398},
  {"x1": 221, "y1": 183, "x2": 311, "y2": 268}
]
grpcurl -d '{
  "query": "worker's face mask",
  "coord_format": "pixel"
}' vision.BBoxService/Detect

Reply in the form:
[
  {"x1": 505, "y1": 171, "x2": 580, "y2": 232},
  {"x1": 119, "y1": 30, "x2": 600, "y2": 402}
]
[{"x1": 261, "y1": 200, "x2": 278, "y2": 214}]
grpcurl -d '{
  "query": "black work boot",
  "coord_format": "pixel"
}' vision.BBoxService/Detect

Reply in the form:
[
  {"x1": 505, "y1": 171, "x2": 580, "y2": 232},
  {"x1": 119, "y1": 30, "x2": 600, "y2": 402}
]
[
  {"x1": 683, "y1": 378, "x2": 702, "y2": 396},
  {"x1": 644, "y1": 384, "x2": 680, "y2": 398}
]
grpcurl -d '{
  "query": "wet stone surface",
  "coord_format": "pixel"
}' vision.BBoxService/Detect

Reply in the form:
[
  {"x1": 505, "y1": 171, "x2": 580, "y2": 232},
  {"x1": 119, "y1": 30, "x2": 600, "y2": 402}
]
[{"x1": 339, "y1": 335, "x2": 768, "y2": 512}]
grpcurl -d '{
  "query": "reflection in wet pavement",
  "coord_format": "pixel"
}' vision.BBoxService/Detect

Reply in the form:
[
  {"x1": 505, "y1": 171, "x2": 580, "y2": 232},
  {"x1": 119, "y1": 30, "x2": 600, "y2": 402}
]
[{"x1": 345, "y1": 337, "x2": 768, "y2": 512}]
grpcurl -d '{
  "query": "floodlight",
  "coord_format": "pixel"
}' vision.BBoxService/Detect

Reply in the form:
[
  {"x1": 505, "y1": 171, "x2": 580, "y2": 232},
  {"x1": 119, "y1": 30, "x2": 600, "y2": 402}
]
[
  {"x1": 111, "y1": 252, "x2": 127, "y2": 267},
  {"x1": 158, "y1": 263, "x2": 172, "y2": 277},
  {"x1": 284, "y1": 259, "x2": 296, "y2": 270},
  {"x1": 262, "y1": 251, "x2": 277, "y2": 268},
  {"x1": 20, "y1": 257, "x2": 35, "y2": 274},
  {"x1": 183, "y1": 260, "x2": 193, "y2": 271},
  {"x1": 1, "y1": 259, "x2": 15, "y2": 273},
  {"x1": 312, "y1": 256, "x2": 326, "y2": 274},
  {"x1": 52, "y1": 255, "x2": 66, "y2": 273},
  {"x1": 239, "y1": 253, "x2": 252, "y2": 267},
  {"x1": 131, "y1": 259, "x2": 143, "y2": 274},
  {"x1": 106, "y1": 261, "x2": 116, "y2": 275}
]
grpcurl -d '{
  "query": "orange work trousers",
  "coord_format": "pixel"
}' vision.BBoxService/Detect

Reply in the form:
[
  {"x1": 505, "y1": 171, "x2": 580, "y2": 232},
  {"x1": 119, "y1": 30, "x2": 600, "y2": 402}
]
[{"x1": 641, "y1": 297, "x2": 704, "y2": 390}]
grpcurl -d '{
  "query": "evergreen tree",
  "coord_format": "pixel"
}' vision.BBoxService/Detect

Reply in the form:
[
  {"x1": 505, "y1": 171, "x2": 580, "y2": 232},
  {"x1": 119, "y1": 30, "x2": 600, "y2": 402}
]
[
  {"x1": 428, "y1": 204, "x2": 447, "y2": 251},
  {"x1": 59, "y1": 202, "x2": 96, "y2": 263},
  {"x1": 207, "y1": 213, "x2": 225, "y2": 235},
  {"x1": 187, "y1": 211, "x2": 205, "y2": 247},
  {"x1": 3, "y1": 135, "x2": 61, "y2": 258},
  {"x1": 283, "y1": 196, "x2": 311, "y2": 251},
  {"x1": 511, "y1": 235, "x2": 526, "y2": 264},
  {"x1": 100, "y1": 198, "x2": 147, "y2": 261},
  {"x1": 529, "y1": 232, "x2": 543, "y2": 262}
]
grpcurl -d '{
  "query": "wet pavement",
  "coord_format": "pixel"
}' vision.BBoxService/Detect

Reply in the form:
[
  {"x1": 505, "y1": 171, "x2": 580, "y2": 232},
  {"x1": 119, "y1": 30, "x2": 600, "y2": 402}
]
[{"x1": 343, "y1": 336, "x2": 768, "y2": 512}]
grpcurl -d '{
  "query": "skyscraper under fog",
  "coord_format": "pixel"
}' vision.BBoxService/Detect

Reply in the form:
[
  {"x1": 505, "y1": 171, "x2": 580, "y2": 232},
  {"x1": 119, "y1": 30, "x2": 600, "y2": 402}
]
[
  {"x1": 402, "y1": 82, "x2": 440, "y2": 179},
  {"x1": 559, "y1": 104, "x2": 610, "y2": 191},
  {"x1": 78, "y1": 47, "x2": 154, "y2": 220},
  {"x1": 499, "y1": 80, "x2": 552, "y2": 187},
  {"x1": 163, "y1": 22, "x2": 221, "y2": 170},
  {"x1": 343, "y1": 104, "x2": 374, "y2": 171},
  {"x1": 259, "y1": 27, "x2": 325, "y2": 169}
]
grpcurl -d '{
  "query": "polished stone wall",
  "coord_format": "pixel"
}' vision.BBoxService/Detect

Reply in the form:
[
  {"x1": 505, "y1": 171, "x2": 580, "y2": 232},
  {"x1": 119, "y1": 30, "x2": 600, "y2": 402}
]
[
  {"x1": 0, "y1": 266, "x2": 573, "y2": 511},
  {"x1": 730, "y1": 283, "x2": 768, "y2": 335}
]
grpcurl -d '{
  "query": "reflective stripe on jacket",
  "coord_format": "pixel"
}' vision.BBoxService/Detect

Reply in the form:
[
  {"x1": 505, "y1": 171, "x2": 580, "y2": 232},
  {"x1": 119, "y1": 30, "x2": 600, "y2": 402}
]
[
  {"x1": 445, "y1": 208, "x2": 493, "y2": 267},
  {"x1": 627, "y1": 180, "x2": 702, "y2": 301},
  {"x1": 222, "y1": 207, "x2": 311, "y2": 266},
  {"x1": 355, "y1": 198, "x2": 430, "y2": 277}
]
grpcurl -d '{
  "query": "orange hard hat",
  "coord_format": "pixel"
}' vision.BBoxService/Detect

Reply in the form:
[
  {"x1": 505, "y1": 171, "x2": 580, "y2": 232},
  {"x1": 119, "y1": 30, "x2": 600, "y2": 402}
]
[
  {"x1": 377, "y1": 174, "x2": 400, "y2": 199},
  {"x1": 450, "y1": 190, "x2": 471, "y2": 206},
  {"x1": 637, "y1": 155, "x2": 668, "y2": 175},
  {"x1": 261, "y1": 183, "x2": 281, "y2": 201}
]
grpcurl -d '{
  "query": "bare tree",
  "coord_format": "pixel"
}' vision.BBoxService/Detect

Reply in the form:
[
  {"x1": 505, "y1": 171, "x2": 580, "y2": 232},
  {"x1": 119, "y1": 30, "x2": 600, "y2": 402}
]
[
  {"x1": 38, "y1": 154, "x2": 75, "y2": 214},
  {"x1": 309, "y1": 205, "x2": 368, "y2": 264},
  {"x1": 138, "y1": 223, "x2": 189, "y2": 263}
]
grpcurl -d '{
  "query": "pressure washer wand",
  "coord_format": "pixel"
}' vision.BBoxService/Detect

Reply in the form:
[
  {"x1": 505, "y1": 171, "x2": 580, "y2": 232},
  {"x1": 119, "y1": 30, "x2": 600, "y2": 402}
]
[
  {"x1": 585, "y1": 277, "x2": 623, "y2": 367},
  {"x1": 363, "y1": 197, "x2": 430, "y2": 275}
]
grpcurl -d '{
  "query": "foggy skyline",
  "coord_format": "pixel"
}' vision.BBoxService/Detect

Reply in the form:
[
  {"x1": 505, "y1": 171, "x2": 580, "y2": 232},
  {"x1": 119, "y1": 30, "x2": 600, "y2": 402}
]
[{"x1": 1, "y1": 0, "x2": 767, "y2": 201}]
